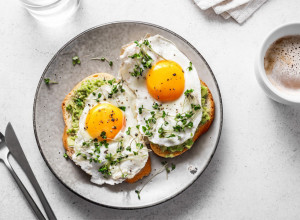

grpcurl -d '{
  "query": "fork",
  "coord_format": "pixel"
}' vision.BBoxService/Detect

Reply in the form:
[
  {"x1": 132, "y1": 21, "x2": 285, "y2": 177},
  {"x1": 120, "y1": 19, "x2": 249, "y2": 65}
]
[{"x1": 0, "y1": 132, "x2": 46, "y2": 220}]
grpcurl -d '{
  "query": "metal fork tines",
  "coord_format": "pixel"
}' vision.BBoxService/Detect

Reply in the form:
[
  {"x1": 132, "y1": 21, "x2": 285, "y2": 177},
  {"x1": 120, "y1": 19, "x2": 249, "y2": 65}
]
[{"x1": 0, "y1": 132, "x2": 46, "y2": 220}]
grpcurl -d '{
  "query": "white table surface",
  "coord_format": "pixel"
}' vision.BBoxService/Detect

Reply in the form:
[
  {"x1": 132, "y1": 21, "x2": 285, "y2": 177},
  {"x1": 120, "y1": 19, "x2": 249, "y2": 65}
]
[{"x1": 1, "y1": 0, "x2": 300, "y2": 219}]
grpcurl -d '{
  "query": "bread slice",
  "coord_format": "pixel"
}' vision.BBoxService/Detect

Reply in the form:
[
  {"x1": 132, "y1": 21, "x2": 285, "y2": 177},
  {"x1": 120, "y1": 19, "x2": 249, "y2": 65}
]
[
  {"x1": 62, "y1": 73, "x2": 151, "y2": 184},
  {"x1": 150, "y1": 80, "x2": 215, "y2": 158}
]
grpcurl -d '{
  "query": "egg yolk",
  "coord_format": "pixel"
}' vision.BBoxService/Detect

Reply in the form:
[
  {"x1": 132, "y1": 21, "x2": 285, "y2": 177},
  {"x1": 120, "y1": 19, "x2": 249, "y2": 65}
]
[
  {"x1": 85, "y1": 103, "x2": 125, "y2": 141},
  {"x1": 146, "y1": 60, "x2": 185, "y2": 102}
]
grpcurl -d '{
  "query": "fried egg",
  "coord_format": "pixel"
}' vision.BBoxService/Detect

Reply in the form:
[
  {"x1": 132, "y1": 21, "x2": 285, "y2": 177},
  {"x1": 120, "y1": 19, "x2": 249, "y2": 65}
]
[
  {"x1": 119, "y1": 35, "x2": 202, "y2": 147},
  {"x1": 72, "y1": 81, "x2": 149, "y2": 185}
]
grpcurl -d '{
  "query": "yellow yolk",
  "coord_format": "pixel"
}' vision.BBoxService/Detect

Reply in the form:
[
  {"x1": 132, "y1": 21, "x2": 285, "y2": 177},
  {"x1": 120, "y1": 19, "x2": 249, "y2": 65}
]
[
  {"x1": 85, "y1": 103, "x2": 124, "y2": 141},
  {"x1": 146, "y1": 60, "x2": 185, "y2": 102}
]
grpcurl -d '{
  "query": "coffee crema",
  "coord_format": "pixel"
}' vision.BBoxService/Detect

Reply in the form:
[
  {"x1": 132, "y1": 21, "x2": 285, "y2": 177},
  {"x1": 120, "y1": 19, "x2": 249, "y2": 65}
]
[{"x1": 264, "y1": 35, "x2": 300, "y2": 96}]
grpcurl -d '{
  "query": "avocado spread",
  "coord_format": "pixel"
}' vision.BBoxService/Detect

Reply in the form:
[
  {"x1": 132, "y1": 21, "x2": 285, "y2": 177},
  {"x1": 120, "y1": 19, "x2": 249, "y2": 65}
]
[
  {"x1": 157, "y1": 85, "x2": 211, "y2": 156},
  {"x1": 65, "y1": 79, "x2": 106, "y2": 145}
]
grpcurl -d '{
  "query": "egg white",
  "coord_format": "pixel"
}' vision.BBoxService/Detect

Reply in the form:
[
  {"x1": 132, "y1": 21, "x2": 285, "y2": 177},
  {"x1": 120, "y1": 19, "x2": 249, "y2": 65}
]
[
  {"x1": 118, "y1": 35, "x2": 202, "y2": 147},
  {"x1": 72, "y1": 83, "x2": 149, "y2": 185}
]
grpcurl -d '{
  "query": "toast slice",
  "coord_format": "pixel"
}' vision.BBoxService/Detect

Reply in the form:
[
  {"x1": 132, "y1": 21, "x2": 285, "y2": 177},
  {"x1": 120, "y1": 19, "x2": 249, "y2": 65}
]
[
  {"x1": 150, "y1": 80, "x2": 215, "y2": 158},
  {"x1": 62, "y1": 73, "x2": 151, "y2": 184}
]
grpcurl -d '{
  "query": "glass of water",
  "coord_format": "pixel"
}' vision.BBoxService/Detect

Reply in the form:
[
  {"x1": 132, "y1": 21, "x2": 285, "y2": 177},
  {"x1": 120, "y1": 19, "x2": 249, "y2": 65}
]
[{"x1": 20, "y1": 0, "x2": 81, "y2": 24}]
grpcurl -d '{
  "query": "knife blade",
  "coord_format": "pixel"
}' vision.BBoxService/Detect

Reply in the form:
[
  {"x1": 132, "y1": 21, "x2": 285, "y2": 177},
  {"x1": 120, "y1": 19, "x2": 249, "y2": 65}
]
[{"x1": 5, "y1": 122, "x2": 57, "y2": 220}]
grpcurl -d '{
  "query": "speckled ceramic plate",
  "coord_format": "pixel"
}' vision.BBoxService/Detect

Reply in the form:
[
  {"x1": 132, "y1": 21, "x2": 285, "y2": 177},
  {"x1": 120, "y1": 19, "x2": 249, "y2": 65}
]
[{"x1": 33, "y1": 21, "x2": 223, "y2": 209}]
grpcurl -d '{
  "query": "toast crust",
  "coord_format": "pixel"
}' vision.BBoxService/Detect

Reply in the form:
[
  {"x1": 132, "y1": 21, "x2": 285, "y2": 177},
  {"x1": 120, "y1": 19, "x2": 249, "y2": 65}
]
[
  {"x1": 62, "y1": 73, "x2": 151, "y2": 183},
  {"x1": 125, "y1": 156, "x2": 151, "y2": 183},
  {"x1": 150, "y1": 80, "x2": 215, "y2": 158}
]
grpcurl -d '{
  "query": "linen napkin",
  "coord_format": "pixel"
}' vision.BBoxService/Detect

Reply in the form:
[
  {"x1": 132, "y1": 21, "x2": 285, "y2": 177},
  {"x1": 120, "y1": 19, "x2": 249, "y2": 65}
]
[
  {"x1": 194, "y1": 0, "x2": 227, "y2": 10},
  {"x1": 225, "y1": 0, "x2": 268, "y2": 23},
  {"x1": 194, "y1": 0, "x2": 268, "y2": 24},
  {"x1": 213, "y1": 0, "x2": 251, "y2": 14}
]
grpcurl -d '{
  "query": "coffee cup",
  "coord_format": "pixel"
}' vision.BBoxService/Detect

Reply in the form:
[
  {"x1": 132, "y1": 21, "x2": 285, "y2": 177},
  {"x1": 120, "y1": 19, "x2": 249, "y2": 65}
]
[{"x1": 255, "y1": 23, "x2": 300, "y2": 106}]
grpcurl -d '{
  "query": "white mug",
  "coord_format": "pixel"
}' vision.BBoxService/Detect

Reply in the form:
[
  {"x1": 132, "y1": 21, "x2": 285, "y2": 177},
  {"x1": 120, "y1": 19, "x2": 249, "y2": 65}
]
[{"x1": 255, "y1": 23, "x2": 300, "y2": 106}]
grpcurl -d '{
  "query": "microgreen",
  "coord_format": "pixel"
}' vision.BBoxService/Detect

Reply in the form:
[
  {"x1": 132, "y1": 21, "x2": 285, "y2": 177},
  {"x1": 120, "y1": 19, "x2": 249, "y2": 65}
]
[
  {"x1": 72, "y1": 56, "x2": 81, "y2": 66},
  {"x1": 187, "y1": 62, "x2": 193, "y2": 71},
  {"x1": 44, "y1": 78, "x2": 58, "y2": 85},
  {"x1": 119, "y1": 106, "x2": 126, "y2": 111},
  {"x1": 91, "y1": 57, "x2": 113, "y2": 67},
  {"x1": 126, "y1": 127, "x2": 131, "y2": 135},
  {"x1": 63, "y1": 153, "x2": 68, "y2": 159},
  {"x1": 100, "y1": 131, "x2": 107, "y2": 139}
]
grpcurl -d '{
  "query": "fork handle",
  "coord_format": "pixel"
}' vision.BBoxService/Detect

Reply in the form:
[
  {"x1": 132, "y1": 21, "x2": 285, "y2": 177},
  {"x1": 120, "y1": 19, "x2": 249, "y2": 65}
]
[{"x1": 3, "y1": 158, "x2": 46, "y2": 220}]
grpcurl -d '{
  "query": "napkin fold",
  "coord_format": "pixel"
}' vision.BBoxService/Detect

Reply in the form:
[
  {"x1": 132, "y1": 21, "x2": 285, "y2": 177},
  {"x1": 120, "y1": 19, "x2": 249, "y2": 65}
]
[
  {"x1": 194, "y1": 0, "x2": 268, "y2": 24},
  {"x1": 194, "y1": 0, "x2": 226, "y2": 10},
  {"x1": 213, "y1": 0, "x2": 251, "y2": 14}
]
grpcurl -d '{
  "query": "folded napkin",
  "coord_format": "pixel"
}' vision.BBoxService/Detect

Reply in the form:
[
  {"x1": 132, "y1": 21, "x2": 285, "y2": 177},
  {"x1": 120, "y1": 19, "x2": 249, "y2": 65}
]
[
  {"x1": 213, "y1": 0, "x2": 251, "y2": 14},
  {"x1": 194, "y1": 0, "x2": 268, "y2": 24}
]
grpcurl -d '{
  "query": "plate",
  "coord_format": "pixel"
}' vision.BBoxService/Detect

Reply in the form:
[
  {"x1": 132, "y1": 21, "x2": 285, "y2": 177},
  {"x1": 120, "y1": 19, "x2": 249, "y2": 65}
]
[{"x1": 33, "y1": 21, "x2": 223, "y2": 209}]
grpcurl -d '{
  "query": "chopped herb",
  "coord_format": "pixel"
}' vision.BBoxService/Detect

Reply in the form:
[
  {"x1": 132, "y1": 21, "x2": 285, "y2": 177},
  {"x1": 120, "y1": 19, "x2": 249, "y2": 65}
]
[
  {"x1": 105, "y1": 153, "x2": 113, "y2": 161},
  {"x1": 139, "y1": 105, "x2": 144, "y2": 114},
  {"x1": 74, "y1": 98, "x2": 83, "y2": 107},
  {"x1": 63, "y1": 153, "x2": 68, "y2": 159},
  {"x1": 119, "y1": 106, "x2": 126, "y2": 111},
  {"x1": 126, "y1": 127, "x2": 131, "y2": 135},
  {"x1": 107, "y1": 82, "x2": 123, "y2": 98},
  {"x1": 108, "y1": 79, "x2": 114, "y2": 85},
  {"x1": 162, "y1": 111, "x2": 166, "y2": 118},
  {"x1": 166, "y1": 166, "x2": 170, "y2": 173},
  {"x1": 161, "y1": 161, "x2": 167, "y2": 166},
  {"x1": 135, "y1": 190, "x2": 141, "y2": 200},
  {"x1": 91, "y1": 57, "x2": 113, "y2": 67},
  {"x1": 136, "y1": 143, "x2": 144, "y2": 149},
  {"x1": 44, "y1": 78, "x2": 58, "y2": 85},
  {"x1": 171, "y1": 163, "x2": 176, "y2": 170},
  {"x1": 120, "y1": 85, "x2": 125, "y2": 93},
  {"x1": 186, "y1": 122, "x2": 193, "y2": 128},
  {"x1": 136, "y1": 125, "x2": 140, "y2": 129},
  {"x1": 133, "y1": 151, "x2": 138, "y2": 155},
  {"x1": 187, "y1": 62, "x2": 193, "y2": 71},
  {"x1": 167, "y1": 134, "x2": 176, "y2": 138},
  {"x1": 130, "y1": 65, "x2": 144, "y2": 77},
  {"x1": 126, "y1": 146, "x2": 131, "y2": 152},
  {"x1": 99, "y1": 164, "x2": 111, "y2": 177},
  {"x1": 158, "y1": 127, "x2": 166, "y2": 138},
  {"x1": 152, "y1": 102, "x2": 161, "y2": 110},
  {"x1": 100, "y1": 131, "x2": 107, "y2": 139},
  {"x1": 116, "y1": 146, "x2": 123, "y2": 153},
  {"x1": 191, "y1": 104, "x2": 201, "y2": 111},
  {"x1": 101, "y1": 140, "x2": 109, "y2": 148},
  {"x1": 72, "y1": 56, "x2": 81, "y2": 66},
  {"x1": 184, "y1": 89, "x2": 194, "y2": 97},
  {"x1": 129, "y1": 40, "x2": 153, "y2": 77},
  {"x1": 173, "y1": 125, "x2": 183, "y2": 132}
]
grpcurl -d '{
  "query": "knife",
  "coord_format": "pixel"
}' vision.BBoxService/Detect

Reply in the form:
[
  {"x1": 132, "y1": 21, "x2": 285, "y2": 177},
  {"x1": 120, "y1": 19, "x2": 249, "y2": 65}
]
[{"x1": 5, "y1": 123, "x2": 57, "y2": 220}]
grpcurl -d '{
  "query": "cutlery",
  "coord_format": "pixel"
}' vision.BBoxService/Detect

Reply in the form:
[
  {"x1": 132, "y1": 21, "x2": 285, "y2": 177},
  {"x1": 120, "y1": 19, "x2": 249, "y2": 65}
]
[
  {"x1": 0, "y1": 131, "x2": 46, "y2": 220},
  {"x1": 5, "y1": 123, "x2": 57, "y2": 220}
]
